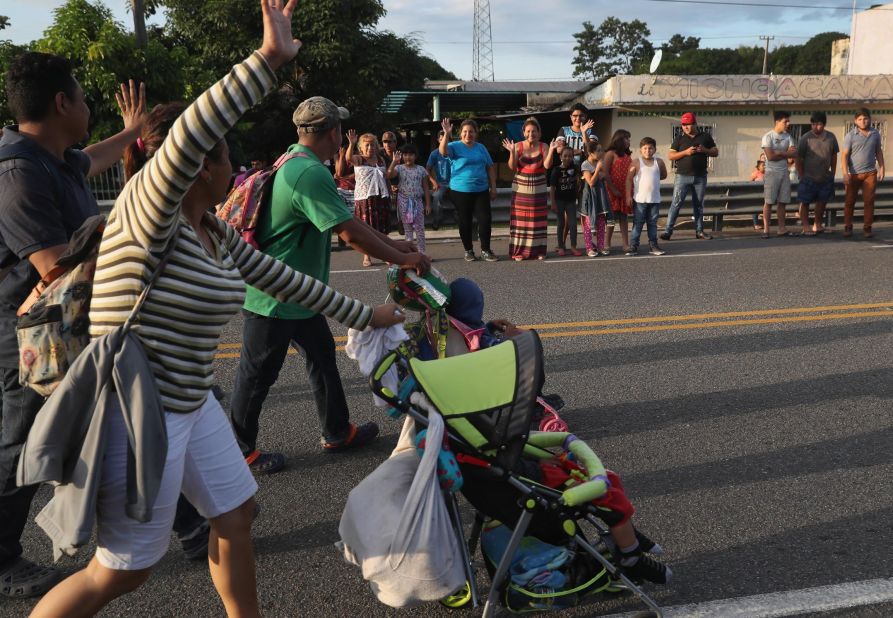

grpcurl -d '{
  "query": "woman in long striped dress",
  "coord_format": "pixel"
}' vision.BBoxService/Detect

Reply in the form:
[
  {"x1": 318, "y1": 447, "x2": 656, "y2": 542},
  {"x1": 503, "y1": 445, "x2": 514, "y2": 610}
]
[{"x1": 505, "y1": 117, "x2": 557, "y2": 261}]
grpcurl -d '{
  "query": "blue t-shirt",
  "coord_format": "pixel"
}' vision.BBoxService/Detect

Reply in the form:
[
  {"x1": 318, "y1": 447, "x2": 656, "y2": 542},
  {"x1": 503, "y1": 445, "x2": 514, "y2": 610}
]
[
  {"x1": 842, "y1": 128, "x2": 881, "y2": 174},
  {"x1": 445, "y1": 141, "x2": 493, "y2": 193},
  {"x1": 426, "y1": 150, "x2": 451, "y2": 186}
]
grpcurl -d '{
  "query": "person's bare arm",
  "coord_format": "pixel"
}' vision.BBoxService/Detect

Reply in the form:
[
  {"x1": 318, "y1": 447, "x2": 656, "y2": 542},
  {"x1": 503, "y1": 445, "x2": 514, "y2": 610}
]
[
  {"x1": 543, "y1": 140, "x2": 558, "y2": 170},
  {"x1": 83, "y1": 80, "x2": 147, "y2": 178},
  {"x1": 876, "y1": 144, "x2": 885, "y2": 181},
  {"x1": 488, "y1": 165, "x2": 497, "y2": 201},
  {"x1": 668, "y1": 146, "x2": 695, "y2": 162},
  {"x1": 422, "y1": 171, "x2": 431, "y2": 215},
  {"x1": 625, "y1": 161, "x2": 638, "y2": 208},
  {"x1": 334, "y1": 218, "x2": 431, "y2": 274},
  {"x1": 840, "y1": 148, "x2": 850, "y2": 184},
  {"x1": 439, "y1": 119, "x2": 452, "y2": 156},
  {"x1": 829, "y1": 153, "x2": 838, "y2": 180},
  {"x1": 602, "y1": 151, "x2": 621, "y2": 196},
  {"x1": 425, "y1": 164, "x2": 439, "y2": 191},
  {"x1": 658, "y1": 158, "x2": 668, "y2": 180}
]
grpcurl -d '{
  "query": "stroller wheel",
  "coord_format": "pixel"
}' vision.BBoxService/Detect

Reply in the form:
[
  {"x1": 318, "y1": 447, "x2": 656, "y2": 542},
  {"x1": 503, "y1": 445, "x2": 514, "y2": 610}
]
[{"x1": 439, "y1": 581, "x2": 473, "y2": 609}]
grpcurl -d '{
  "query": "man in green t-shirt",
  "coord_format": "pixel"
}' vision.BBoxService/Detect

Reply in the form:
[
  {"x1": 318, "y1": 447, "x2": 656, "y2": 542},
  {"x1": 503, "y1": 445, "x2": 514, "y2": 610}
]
[{"x1": 231, "y1": 97, "x2": 430, "y2": 474}]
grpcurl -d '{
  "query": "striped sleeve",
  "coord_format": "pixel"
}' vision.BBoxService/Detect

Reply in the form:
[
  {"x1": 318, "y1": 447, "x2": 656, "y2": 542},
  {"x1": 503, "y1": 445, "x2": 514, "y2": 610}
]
[
  {"x1": 214, "y1": 219, "x2": 374, "y2": 330},
  {"x1": 113, "y1": 52, "x2": 277, "y2": 252}
]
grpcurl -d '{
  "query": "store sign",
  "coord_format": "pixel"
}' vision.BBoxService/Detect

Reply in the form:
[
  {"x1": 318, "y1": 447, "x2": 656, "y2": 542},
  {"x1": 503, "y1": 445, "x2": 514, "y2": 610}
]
[{"x1": 588, "y1": 75, "x2": 893, "y2": 105}]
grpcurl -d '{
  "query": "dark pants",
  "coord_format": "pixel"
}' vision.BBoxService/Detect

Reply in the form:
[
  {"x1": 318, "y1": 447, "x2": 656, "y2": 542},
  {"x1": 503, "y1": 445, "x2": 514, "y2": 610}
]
[
  {"x1": 555, "y1": 198, "x2": 578, "y2": 249},
  {"x1": 450, "y1": 189, "x2": 492, "y2": 252},
  {"x1": 231, "y1": 311, "x2": 350, "y2": 450},
  {"x1": 0, "y1": 366, "x2": 46, "y2": 569}
]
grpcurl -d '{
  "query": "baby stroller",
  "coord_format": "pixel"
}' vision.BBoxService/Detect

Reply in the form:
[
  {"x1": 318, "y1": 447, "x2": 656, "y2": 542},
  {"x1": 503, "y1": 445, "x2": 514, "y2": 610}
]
[{"x1": 368, "y1": 329, "x2": 666, "y2": 617}]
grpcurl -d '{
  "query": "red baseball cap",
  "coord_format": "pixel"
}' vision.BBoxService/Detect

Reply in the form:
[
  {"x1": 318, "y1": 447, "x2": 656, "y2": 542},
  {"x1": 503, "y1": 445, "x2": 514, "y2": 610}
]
[{"x1": 680, "y1": 112, "x2": 697, "y2": 125}]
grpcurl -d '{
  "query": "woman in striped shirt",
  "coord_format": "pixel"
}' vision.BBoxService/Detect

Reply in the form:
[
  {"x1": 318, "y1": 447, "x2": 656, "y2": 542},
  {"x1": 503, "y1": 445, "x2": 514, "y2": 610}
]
[{"x1": 30, "y1": 2, "x2": 402, "y2": 616}]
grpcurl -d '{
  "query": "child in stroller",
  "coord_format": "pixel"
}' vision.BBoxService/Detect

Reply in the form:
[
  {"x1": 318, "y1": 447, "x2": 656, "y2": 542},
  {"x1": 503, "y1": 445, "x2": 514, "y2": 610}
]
[{"x1": 370, "y1": 270, "x2": 672, "y2": 614}]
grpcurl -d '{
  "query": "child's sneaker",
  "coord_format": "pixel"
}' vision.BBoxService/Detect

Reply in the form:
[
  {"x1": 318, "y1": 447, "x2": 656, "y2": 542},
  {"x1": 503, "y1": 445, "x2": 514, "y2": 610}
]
[
  {"x1": 649, "y1": 243, "x2": 666, "y2": 256},
  {"x1": 599, "y1": 249, "x2": 610, "y2": 256},
  {"x1": 620, "y1": 553, "x2": 672, "y2": 585},
  {"x1": 586, "y1": 249, "x2": 598, "y2": 258},
  {"x1": 634, "y1": 529, "x2": 663, "y2": 555}
]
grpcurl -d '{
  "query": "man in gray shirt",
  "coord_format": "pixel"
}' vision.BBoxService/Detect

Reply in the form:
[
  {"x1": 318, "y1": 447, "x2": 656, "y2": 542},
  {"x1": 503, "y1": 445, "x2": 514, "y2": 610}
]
[
  {"x1": 796, "y1": 111, "x2": 838, "y2": 235},
  {"x1": 841, "y1": 107, "x2": 885, "y2": 239}
]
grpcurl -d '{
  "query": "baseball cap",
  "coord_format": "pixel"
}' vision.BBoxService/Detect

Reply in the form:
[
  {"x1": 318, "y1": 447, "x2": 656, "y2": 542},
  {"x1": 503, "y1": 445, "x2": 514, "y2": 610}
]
[
  {"x1": 292, "y1": 96, "x2": 350, "y2": 134},
  {"x1": 680, "y1": 112, "x2": 697, "y2": 125}
]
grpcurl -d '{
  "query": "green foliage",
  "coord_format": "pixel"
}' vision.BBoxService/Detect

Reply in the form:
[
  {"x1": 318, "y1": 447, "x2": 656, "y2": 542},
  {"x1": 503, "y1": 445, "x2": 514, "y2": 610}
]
[
  {"x1": 656, "y1": 45, "x2": 764, "y2": 75},
  {"x1": 30, "y1": 0, "x2": 186, "y2": 141},
  {"x1": 161, "y1": 0, "x2": 455, "y2": 159},
  {"x1": 572, "y1": 17, "x2": 654, "y2": 81},
  {"x1": 0, "y1": 41, "x2": 28, "y2": 125},
  {"x1": 0, "y1": 15, "x2": 10, "y2": 31},
  {"x1": 771, "y1": 32, "x2": 847, "y2": 74},
  {"x1": 661, "y1": 34, "x2": 700, "y2": 56}
]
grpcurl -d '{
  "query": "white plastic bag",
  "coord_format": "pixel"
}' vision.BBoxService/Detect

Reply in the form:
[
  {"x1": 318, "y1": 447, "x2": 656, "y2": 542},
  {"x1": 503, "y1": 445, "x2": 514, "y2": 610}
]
[{"x1": 337, "y1": 409, "x2": 465, "y2": 607}]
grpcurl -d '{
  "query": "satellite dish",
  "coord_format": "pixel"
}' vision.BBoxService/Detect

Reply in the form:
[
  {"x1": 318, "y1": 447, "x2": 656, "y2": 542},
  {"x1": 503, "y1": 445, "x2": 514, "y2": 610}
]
[{"x1": 649, "y1": 49, "x2": 663, "y2": 74}]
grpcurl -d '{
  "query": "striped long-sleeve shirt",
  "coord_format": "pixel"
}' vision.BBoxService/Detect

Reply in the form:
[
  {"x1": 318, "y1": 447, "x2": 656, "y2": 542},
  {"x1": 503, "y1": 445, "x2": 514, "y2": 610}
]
[{"x1": 89, "y1": 52, "x2": 373, "y2": 413}]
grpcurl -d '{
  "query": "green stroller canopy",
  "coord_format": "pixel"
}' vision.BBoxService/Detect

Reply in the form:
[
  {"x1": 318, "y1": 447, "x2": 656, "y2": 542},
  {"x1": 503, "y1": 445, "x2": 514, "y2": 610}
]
[{"x1": 407, "y1": 330, "x2": 544, "y2": 470}]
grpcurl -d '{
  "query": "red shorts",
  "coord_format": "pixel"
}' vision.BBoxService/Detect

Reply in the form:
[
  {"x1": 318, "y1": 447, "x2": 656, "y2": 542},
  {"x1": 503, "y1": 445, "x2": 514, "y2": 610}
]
[{"x1": 538, "y1": 462, "x2": 635, "y2": 527}]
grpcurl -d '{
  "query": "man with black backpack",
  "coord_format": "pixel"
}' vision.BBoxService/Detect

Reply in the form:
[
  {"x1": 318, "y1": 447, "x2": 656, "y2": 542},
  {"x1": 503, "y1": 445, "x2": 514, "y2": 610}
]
[
  {"x1": 229, "y1": 96, "x2": 430, "y2": 475},
  {"x1": 0, "y1": 53, "x2": 204, "y2": 599}
]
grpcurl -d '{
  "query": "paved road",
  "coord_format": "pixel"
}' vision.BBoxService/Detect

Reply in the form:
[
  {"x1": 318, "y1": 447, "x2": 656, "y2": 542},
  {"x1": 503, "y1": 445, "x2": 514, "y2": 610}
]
[{"x1": 5, "y1": 227, "x2": 893, "y2": 617}]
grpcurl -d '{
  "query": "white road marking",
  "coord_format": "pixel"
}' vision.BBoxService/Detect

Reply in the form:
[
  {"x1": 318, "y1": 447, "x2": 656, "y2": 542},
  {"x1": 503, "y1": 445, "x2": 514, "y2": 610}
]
[
  {"x1": 544, "y1": 252, "x2": 733, "y2": 264},
  {"x1": 870, "y1": 244, "x2": 893, "y2": 249},
  {"x1": 330, "y1": 268, "x2": 383, "y2": 274},
  {"x1": 604, "y1": 577, "x2": 893, "y2": 618}
]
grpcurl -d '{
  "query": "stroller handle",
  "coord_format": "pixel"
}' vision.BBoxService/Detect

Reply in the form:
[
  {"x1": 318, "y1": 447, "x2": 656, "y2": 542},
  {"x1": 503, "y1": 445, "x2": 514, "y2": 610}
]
[{"x1": 369, "y1": 350, "x2": 404, "y2": 410}]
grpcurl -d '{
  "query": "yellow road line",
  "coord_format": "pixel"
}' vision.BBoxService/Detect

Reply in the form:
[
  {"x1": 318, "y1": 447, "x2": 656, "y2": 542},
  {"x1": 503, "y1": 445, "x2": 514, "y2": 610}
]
[
  {"x1": 535, "y1": 310, "x2": 893, "y2": 338},
  {"x1": 522, "y1": 301, "x2": 893, "y2": 330},
  {"x1": 213, "y1": 308, "x2": 893, "y2": 358}
]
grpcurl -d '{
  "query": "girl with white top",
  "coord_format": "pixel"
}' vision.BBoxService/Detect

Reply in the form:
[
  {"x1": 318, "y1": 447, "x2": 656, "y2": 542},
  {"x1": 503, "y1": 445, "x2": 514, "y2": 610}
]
[
  {"x1": 347, "y1": 130, "x2": 392, "y2": 266},
  {"x1": 625, "y1": 137, "x2": 668, "y2": 256}
]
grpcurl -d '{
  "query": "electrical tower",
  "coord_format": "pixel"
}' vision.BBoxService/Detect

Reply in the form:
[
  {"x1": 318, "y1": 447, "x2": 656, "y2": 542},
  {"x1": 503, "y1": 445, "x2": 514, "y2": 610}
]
[{"x1": 473, "y1": 0, "x2": 495, "y2": 81}]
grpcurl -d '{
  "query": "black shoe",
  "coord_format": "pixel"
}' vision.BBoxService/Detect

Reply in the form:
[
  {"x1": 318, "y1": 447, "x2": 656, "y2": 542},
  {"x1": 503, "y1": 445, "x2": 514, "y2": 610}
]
[
  {"x1": 625, "y1": 247, "x2": 638, "y2": 256},
  {"x1": 649, "y1": 243, "x2": 666, "y2": 256},
  {"x1": 659, "y1": 232, "x2": 671, "y2": 241},
  {"x1": 634, "y1": 529, "x2": 663, "y2": 555},
  {"x1": 245, "y1": 450, "x2": 286, "y2": 475},
  {"x1": 0, "y1": 558, "x2": 61, "y2": 598},
  {"x1": 480, "y1": 250, "x2": 499, "y2": 262},
  {"x1": 464, "y1": 250, "x2": 477, "y2": 262},
  {"x1": 696, "y1": 232, "x2": 713, "y2": 240},
  {"x1": 620, "y1": 553, "x2": 672, "y2": 585},
  {"x1": 321, "y1": 422, "x2": 379, "y2": 453},
  {"x1": 179, "y1": 521, "x2": 210, "y2": 561}
]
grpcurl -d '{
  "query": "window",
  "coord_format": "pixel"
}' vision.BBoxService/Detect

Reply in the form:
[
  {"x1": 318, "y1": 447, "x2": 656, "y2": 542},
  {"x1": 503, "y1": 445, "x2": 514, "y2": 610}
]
[
  {"x1": 670, "y1": 123, "x2": 716, "y2": 171},
  {"x1": 787, "y1": 123, "x2": 810, "y2": 144}
]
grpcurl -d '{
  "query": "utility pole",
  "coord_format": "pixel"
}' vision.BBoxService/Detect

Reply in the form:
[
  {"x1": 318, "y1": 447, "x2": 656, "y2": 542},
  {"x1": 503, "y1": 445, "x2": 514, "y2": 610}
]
[
  {"x1": 759, "y1": 35, "x2": 774, "y2": 75},
  {"x1": 473, "y1": 0, "x2": 495, "y2": 81}
]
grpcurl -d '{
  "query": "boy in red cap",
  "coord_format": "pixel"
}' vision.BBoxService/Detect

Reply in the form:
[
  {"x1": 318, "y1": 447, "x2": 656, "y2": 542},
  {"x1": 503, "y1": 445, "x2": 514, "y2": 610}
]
[{"x1": 661, "y1": 111, "x2": 719, "y2": 241}]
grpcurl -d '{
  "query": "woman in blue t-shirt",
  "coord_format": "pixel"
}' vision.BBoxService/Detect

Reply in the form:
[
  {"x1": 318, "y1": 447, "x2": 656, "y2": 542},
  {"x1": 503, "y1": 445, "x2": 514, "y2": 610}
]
[{"x1": 438, "y1": 118, "x2": 498, "y2": 262}]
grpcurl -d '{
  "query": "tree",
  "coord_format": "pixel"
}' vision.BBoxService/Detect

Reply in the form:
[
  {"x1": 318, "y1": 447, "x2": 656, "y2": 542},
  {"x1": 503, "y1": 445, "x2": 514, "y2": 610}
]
[
  {"x1": 161, "y1": 0, "x2": 455, "y2": 157},
  {"x1": 0, "y1": 15, "x2": 10, "y2": 31},
  {"x1": 772, "y1": 32, "x2": 847, "y2": 74},
  {"x1": 572, "y1": 17, "x2": 654, "y2": 81},
  {"x1": 34, "y1": 0, "x2": 186, "y2": 140},
  {"x1": 662, "y1": 34, "x2": 700, "y2": 57}
]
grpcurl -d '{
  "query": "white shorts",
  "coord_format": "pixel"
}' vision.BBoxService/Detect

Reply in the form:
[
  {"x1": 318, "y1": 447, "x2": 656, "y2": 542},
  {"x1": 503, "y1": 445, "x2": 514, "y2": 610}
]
[{"x1": 95, "y1": 394, "x2": 257, "y2": 570}]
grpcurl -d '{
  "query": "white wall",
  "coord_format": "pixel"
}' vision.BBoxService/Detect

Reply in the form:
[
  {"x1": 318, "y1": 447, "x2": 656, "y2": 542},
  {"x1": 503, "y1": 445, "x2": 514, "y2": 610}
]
[{"x1": 848, "y1": 4, "x2": 893, "y2": 75}]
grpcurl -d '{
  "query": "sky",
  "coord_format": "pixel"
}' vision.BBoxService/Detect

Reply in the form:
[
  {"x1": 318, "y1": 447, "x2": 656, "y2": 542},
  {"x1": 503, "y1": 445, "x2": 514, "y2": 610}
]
[{"x1": 4, "y1": 0, "x2": 866, "y2": 81}]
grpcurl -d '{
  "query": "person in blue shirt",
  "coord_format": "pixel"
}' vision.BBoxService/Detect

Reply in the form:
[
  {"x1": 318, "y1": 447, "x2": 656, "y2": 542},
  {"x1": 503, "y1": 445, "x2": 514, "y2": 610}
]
[
  {"x1": 439, "y1": 118, "x2": 498, "y2": 262},
  {"x1": 426, "y1": 130, "x2": 451, "y2": 230}
]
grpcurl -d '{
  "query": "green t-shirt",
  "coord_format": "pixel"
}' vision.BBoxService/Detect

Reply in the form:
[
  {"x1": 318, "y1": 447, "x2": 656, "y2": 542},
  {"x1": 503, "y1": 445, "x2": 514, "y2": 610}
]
[{"x1": 243, "y1": 144, "x2": 354, "y2": 319}]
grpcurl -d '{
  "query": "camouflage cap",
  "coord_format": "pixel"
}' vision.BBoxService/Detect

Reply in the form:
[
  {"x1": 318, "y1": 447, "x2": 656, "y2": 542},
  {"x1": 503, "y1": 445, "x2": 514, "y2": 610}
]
[{"x1": 292, "y1": 96, "x2": 350, "y2": 134}]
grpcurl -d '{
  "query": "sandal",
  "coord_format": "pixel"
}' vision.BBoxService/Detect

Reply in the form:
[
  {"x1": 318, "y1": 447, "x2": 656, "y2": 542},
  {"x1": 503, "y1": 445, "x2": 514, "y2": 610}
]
[
  {"x1": 362, "y1": 257, "x2": 373, "y2": 267},
  {"x1": 761, "y1": 233, "x2": 771, "y2": 239},
  {"x1": 777, "y1": 231, "x2": 798, "y2": 237},
  {"x1": 0, "y1": 558, "x2": 61, "y2": 598},
  {"x1": 537, "y1": 255, "x2": 546, "y2": 261}
]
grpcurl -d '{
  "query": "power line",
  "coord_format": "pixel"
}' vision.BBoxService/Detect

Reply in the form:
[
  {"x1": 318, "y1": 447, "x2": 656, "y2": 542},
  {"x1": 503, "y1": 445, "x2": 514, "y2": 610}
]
[{"x1": 644, "y1": 0, "x2": 888, "y2": 10}]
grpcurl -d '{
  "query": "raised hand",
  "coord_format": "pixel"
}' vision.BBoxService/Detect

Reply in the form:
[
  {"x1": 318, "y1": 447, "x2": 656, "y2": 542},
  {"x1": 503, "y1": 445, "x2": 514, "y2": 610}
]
[
  {"x1": 258, "y1": 0, "x2": 302, "y2": 71},
  {"x1": 548, "y1": 138, "x2": 560, "y2": 151},
  {"x1": 440, "y1": 118, "x2": 452, "y2": 136},
  {"x1": 346, "y1": 128, "x2": 358, "y2": 144},
  {"x1": 115, "y1": 80, "x2": 147, "y2": 131},
  {"x1": 501, "y1": 138, "x2": 515, "y2": 152},
  {"x1": 581, "y1": 119, "x2": 594, "y2": 133}
]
